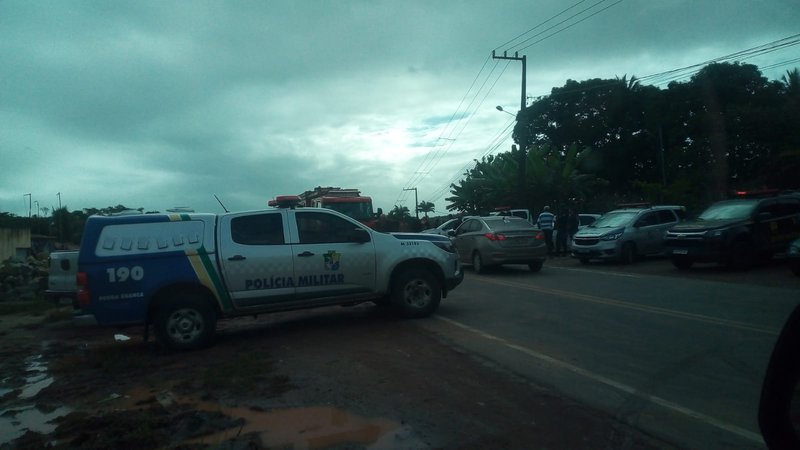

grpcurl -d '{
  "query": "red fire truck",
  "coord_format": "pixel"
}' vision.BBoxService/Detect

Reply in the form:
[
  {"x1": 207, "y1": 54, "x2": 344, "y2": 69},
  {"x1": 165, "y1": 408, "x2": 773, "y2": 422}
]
[{"x1": 294, "y1": 187, "x2": 379, "y2": 228}]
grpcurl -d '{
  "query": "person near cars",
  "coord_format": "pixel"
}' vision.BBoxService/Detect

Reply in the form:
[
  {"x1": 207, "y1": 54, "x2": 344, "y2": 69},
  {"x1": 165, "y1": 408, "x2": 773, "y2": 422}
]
[
  {"x1": 536, "y1": 206, "x2": 556, "y2": 255},
  {"x1": 555, "y1": 208, "x2": 569, "y2": 256},
  {"x1": 567, "y1": 208, "x2": 580, "y2": 249}
]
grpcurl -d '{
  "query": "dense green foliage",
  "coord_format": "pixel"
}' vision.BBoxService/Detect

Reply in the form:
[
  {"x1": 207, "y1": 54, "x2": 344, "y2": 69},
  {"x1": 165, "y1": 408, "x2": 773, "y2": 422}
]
[{"x1": 448, "y1": 63, "x2": 800, "y2": 215}]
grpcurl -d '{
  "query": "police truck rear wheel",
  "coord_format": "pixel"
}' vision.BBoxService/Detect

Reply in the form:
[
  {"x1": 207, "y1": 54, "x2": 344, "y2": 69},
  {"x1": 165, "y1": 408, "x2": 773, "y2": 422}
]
[
  {"x1": 154, "y1": 294, "x2": 216, "y2": 351},
  {"x1": 392, "y1": 269, "x2": 441, "y2": 318}
]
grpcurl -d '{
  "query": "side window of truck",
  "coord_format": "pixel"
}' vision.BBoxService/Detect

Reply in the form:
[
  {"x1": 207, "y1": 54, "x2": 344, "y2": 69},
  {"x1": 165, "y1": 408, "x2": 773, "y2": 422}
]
[
  {"x1": 231, "y1": 213, "x2": 285, "y2": 245},
  {"x1": 296, "y1": 212, "x2": 363, "y2": 244}
]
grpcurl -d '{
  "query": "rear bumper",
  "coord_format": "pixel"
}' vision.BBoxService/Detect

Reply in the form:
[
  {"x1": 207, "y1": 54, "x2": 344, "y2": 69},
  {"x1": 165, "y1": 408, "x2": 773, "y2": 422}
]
[
  {"x1": 72, "y1": 311, "x2": 99, "y2": 326},
  {"x1": 45, "y1": 289, "x2": 77, "y2": 306}
]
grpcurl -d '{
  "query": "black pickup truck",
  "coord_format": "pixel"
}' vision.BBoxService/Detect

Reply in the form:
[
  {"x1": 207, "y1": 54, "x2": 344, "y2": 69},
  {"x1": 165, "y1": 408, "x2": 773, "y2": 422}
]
[{"x1": 664, "y1": 192, "x2": 800, "y2": 269}]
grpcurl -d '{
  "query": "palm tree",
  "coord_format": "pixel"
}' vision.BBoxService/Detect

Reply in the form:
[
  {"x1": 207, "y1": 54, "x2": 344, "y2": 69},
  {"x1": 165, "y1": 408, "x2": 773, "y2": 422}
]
[
  {"x1": 781, "y1": 68, "x2": 800, "y2": 96},
  {"x1": 387, "y1": 205, "x2": 411, "y2": 220},
  {"x1": 417, "y1": 201, "x2": 435, "y2": 217}
]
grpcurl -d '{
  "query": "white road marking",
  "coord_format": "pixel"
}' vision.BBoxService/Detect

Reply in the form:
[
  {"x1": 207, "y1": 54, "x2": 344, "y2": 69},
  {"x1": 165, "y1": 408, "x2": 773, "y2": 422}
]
[
  {"x1": 550, "y1": 265, "x2": 644, "y2": 278},
  {"x1": 433, "y1": 315, "x2": 766, "y2": 445}
]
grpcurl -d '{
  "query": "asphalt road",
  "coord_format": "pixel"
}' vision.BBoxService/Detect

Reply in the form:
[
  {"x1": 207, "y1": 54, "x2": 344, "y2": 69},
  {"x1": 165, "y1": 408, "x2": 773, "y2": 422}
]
[{"x1": 417, "y1": 256, "x2": 799, "y2": 449}]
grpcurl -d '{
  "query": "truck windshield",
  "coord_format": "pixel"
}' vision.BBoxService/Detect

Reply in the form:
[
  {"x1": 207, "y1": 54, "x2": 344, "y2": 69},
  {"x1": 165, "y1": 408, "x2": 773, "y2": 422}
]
[
  {"x1": 697, "y1": 201, "x2": 757, "y2": 220},
  {"x1": 324, "y1": 202, "x2": 373, "y2": 221}
]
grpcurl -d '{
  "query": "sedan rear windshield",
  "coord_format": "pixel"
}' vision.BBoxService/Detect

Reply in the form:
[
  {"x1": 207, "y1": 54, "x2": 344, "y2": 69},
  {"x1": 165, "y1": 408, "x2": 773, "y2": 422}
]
[{"x1": 483, "y1": 218, "x2": 535, "y2": 231}]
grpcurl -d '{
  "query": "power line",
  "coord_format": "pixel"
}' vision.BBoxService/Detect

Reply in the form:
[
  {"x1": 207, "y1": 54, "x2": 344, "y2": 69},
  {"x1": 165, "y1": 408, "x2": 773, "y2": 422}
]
[
  {"x1": 493, "y1": 0, "x2": 591, "y2": 52},
  {"x1": 429, "y1": 34, "x2": 800, "y2": 207},
  {"x1": 515, "y1": 0, "x2": 624, "y2": 53}
]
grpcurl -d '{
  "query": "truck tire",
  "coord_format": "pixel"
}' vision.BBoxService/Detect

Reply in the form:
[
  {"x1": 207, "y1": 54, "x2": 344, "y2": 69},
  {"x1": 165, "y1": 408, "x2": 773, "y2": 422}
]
[
  {"x1": 154, "y1": 293, "x2": 217, "y2": 351},
  {"x1": 472, "y1": 251, "x2": 486, "y2": 274},
  {"x1": 391, "y1": 269, "x2": 441, "y2": 318},
  {"x1": 671, "y1": 256, "x2": 693, "y2": 270}
]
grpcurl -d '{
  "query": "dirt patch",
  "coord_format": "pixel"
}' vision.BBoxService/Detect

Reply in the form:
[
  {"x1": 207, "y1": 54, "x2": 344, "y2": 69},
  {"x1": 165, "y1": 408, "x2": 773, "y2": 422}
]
[{"x1": 0, "y1": 305, "x2": 678, "y2": 449}]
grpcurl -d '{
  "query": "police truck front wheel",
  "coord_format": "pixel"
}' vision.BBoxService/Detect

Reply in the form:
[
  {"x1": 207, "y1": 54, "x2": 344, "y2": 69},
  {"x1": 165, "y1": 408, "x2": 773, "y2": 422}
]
[
  {"x1": 154, "y1": 294, "x2": 217, "y2": 351},
  {"x1": 392, "y1": 269, "x2": 441, "y2": 318}
]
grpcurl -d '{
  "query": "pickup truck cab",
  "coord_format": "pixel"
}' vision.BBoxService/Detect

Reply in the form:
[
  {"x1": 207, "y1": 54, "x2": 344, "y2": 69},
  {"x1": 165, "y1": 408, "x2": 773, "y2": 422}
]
[
  {"x1": 45, "y1": 250, "x2": 79, "y2": 305},
  {"x1": 665, "y1": 192, "x2": 800, "y2": 269},
  {"x1": 75, "y1": 206, "x2": 463, "y2": 350}
]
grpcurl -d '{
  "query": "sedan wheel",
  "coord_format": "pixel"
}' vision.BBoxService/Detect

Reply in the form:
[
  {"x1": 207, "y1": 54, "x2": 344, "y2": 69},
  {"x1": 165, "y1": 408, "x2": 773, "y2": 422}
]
[{"x1": 472, "y1": 252, "x2": 485, "y2": 274}]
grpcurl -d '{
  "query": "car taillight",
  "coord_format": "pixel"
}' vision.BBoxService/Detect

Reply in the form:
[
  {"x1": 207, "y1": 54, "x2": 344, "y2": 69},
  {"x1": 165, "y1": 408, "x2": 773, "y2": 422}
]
[
  {"x1": 76, "y1": 271, "x2": 91, "y2": 306},
  {"x1": 485, "y1": 233, "x2": 507, "y2": 241},
  {"x1": 535, "y1": 232, "x2": 544, "y2": 240}
]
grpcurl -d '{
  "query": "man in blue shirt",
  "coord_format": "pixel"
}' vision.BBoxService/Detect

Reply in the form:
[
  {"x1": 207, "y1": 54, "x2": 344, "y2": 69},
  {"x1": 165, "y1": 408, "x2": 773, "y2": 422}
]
[{"x1": 537, "y1": 206, "x2": 556, "y2": 256}]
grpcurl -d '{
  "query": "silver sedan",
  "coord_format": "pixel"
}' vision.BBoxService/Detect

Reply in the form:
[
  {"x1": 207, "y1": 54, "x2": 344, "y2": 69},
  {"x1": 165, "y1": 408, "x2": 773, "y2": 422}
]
[{"x1": 450, "y1": 216, "x2": 547, "y2": 273}]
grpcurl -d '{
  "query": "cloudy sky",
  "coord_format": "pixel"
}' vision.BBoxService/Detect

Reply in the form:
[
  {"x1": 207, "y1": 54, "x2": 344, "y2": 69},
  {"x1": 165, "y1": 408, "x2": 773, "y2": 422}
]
[{"x1": 2, "y1": 1, "x2": 798, "y2": 217}]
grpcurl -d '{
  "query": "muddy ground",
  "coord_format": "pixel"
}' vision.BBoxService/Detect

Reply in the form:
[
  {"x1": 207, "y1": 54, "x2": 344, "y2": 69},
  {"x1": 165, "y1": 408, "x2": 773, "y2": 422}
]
[{"x1": 0, "y1": 301, "x2": 678, "y2": 450}]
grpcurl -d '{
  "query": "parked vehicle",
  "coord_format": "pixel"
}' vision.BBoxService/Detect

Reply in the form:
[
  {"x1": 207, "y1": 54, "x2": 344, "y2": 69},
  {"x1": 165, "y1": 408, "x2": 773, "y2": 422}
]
[
  {"x1": 665, "y1": 191, "x2": 800, "y2": 269},
  {"x1": 45, "y1": 250, "x2": 79, "y2": 305},
  {"x1": 571, "y1": 205, "x2": 686, "y2": 264},
  {"x1": 578, "y1": 214, "x2": 601, "y2": 229},
  {"x1": 74, "y1": 199, "x2": 463, "y2": 350},
  {"x1": 422, "y1": 218, "x2": 463, "y2": 236},
  {"x1": 450, "y1": 216, "x2": 547, "y2": 273}
]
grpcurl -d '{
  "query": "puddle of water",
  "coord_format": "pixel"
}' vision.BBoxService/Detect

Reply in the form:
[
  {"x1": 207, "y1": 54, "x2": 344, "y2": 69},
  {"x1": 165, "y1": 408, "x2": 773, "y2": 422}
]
[
  {"x1": 0, "y1": 353, "x2": 70, "y2": 446},
  {"x1": 181, "y1": 398, "x2": 424, "y2": 449},
  {"x1": 0, "y1": 404, "x2": 73, "y2": 445},
  {"x1": 19, "y1": 355, "x2": 54, "y2": 399},
  {"x1": 0, "y1": 387, "x2": 12, "y2": 399}
]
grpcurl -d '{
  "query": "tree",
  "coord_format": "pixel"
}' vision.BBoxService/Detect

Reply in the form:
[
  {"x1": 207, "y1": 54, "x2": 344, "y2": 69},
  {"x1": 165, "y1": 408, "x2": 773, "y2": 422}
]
[
  {"x1": 387, "y1": 205, "x2": 411, "y2": 220},
  {"x1": 417, "y1": 201, "x2": 435, "y2": 217}
]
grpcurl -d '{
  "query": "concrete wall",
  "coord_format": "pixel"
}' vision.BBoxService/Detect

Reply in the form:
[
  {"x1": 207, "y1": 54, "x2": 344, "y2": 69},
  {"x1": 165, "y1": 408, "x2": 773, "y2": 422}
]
[{"x1": 0, "y1": 228, "x2": 31, "y2": 261}]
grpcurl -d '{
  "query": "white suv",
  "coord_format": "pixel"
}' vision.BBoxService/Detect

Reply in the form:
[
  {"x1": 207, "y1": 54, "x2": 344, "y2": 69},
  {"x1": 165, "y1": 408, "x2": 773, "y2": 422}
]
[{"x1": 571, "y1": 205, "x2": 686, "y2": 264}]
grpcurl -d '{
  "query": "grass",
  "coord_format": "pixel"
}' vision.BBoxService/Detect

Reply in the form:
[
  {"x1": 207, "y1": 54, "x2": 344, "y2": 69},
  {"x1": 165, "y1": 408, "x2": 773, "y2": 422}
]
[{"x1": 0, "y1": 298, "x2": 59, "y2": 316}]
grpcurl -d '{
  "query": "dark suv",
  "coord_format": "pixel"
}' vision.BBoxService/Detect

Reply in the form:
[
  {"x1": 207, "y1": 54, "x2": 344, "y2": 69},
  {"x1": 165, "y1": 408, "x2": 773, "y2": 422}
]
[{"x1": 664, "y1": 192, "x2": 800, "y2": 269}]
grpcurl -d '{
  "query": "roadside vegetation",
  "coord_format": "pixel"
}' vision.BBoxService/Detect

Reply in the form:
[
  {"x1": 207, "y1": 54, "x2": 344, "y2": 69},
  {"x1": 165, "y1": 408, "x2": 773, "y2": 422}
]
[{"x1": 448, "y1": 63, "x2": 800, "y2": 216}]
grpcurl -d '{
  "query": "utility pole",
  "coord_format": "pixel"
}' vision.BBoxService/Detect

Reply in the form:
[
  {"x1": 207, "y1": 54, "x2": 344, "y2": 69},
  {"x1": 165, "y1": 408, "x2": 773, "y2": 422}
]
[
  {"x1": 403, "y1": 187, "x2": 419, "y2": 219},
  {"x1": 493, "y1": 50, "x2": 528, "y2": 207},
  {"x1": 23, "y1": 193, "x2": 31, "y2": 217},
  {"x1": 57, "y1": 192, "x2": 62, "y2": 210},
  {"x1": 492, "y1": 51, "x2": 526, "y2": 111}
]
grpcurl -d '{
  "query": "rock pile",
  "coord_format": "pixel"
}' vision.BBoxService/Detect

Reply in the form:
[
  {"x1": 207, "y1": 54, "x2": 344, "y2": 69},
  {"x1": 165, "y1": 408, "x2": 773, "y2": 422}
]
[{"x1": 0, "y1": 256, "x2": 48, "y2": 301}]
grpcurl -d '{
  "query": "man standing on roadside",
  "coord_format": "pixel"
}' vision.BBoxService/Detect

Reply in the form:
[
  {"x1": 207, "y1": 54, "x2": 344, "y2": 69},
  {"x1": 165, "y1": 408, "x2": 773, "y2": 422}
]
[{"x1": 537, "y1": 206, "x2": 556, "y2": 256}]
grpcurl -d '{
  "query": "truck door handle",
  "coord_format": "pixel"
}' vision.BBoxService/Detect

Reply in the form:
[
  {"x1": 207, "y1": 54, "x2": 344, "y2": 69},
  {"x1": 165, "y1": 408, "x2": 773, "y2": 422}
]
[
  {"x1": 297, "y1": 251, "x2": 314, "y2": 257},
  {"x1": 227, "y1": 255, "x2": 246, "y2": 261}
]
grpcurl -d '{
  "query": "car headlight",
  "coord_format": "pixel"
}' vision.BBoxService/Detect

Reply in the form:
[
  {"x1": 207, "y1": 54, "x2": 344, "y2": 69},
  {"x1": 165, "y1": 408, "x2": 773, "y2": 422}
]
[
  {"x1": 432, "y1": 240, "x2": 456, "y2": 253},
  {"x1": 601, "y1": 230, "x2": 624, "y2": 241}
]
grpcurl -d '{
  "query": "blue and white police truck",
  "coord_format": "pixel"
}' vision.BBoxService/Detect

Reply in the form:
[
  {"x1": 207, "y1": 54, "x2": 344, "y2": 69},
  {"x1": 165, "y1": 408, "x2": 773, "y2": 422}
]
[{"x1": 75, "y1": 197, "x2": 463, "y2": 350}]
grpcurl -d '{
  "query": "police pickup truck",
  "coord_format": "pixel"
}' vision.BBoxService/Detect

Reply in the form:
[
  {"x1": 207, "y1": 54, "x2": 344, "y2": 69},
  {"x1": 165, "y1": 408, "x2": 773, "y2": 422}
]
[
  {"x1": 75, "y1": 198, "x2": 463, "y2": 350},
  {"x1": 665, "y1": 191, "x2": 800, "y2": 269}
]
